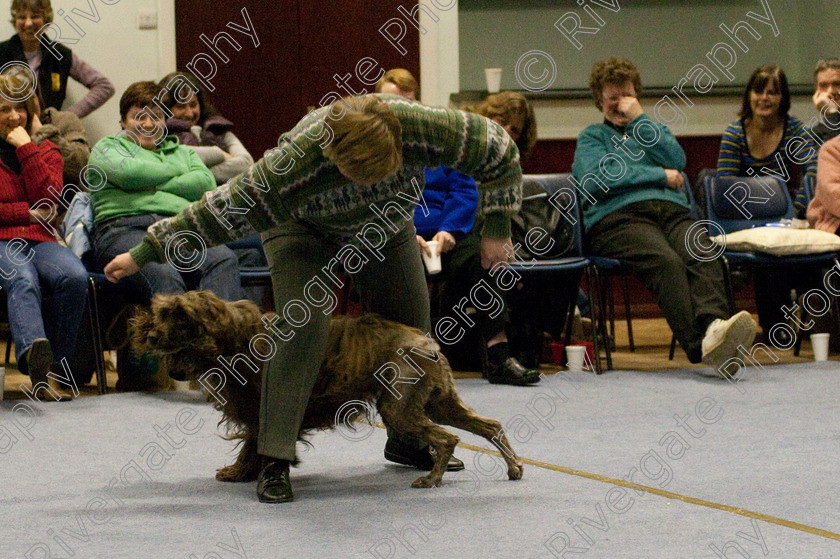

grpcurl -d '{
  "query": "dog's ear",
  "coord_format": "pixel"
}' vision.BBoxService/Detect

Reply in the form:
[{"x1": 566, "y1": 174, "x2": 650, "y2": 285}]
[{"x1": 128, "y1": 308, "x2": 155, "y2": 351}]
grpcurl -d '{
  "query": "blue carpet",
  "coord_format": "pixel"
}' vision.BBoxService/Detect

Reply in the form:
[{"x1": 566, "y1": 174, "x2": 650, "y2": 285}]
[{"x1": 1, "y1": 362, "x2": 839, "y2": 558}]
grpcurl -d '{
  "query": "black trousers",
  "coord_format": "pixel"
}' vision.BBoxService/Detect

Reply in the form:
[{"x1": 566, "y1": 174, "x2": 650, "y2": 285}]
[{"x1": 586, "y1": 200, "x2": 729, "y2": 360}]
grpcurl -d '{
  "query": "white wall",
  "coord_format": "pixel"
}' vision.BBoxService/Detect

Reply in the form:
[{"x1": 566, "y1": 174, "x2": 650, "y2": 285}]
[{"x1": 38, "y1": 0, "x2": 176, "y2": 144}]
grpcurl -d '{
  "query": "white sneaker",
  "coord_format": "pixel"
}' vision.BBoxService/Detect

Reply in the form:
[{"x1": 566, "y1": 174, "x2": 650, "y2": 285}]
[{"x1": 701, "y1": 311, "x2": 757, "y2": 377}]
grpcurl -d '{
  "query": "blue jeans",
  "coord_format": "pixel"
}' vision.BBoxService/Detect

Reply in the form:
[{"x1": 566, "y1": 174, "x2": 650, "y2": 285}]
[
  {"x1": 93, "y1": 214, "x2": 243, "y2": 302},
  {"x1": 0, "y1": 240, "x2": 88, "y2": 369}
]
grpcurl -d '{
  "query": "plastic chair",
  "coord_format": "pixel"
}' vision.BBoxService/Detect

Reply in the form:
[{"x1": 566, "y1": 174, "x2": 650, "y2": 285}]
[
  {"x1": 507, "y1": 173, "x2": 607, "y2": 373},
  {"x1": 704, "y1": 175, "x2": 840, "y2": 349}
]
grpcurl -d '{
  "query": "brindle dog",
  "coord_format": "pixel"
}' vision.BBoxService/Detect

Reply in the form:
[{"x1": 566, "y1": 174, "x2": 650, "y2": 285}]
[{"x1": 130, "y1": 290, "x2": 524, "y2": 488}]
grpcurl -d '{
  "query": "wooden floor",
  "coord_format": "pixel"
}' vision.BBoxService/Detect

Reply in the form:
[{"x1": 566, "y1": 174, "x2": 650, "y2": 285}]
[{"x1": 0, "y1": 314, "x2": 830, "y2": 400}]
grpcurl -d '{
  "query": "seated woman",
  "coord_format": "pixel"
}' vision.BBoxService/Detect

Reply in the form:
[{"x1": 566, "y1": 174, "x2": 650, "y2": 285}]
[
  {"x1": 158, "y1": 71, "x2": 254, "y2": 185},
  {"x1": 88, "y1": 82, "x2": 242, "y2": 388},
  {"x1": 716, "y1": 65, "x2": 820, "y2": 344},
  {"x1": 421, "y1": 91, "x2": 539, "y2": 385},
  {"x1": 0, "y1": 0, "x2": 114, "y2": 117},
  {"x1": 573, "y1": 57, "x2": 755, "y2": 373},
  {"x1": 716, "y1": 65, "x2": 818, "y2": 217},
  {"x1": 0, "y1": 70, "x2": 87, "y2": 400}
]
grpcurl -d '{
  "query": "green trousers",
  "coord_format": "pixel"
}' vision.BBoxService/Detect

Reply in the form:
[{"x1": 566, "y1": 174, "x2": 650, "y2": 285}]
[{"x1": 258, "y1": 221, "x2": 430, "y2": 460}]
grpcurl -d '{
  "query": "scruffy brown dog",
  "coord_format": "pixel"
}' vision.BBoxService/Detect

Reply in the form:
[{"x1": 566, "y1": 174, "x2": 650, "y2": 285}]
[{"x1": 130, "y1": 290, "x2": 524, "y2": 489}]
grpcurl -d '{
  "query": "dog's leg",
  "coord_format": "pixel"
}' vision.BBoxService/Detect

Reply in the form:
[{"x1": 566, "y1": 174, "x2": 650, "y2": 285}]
[
  {"x1": 428, "y1": 387, "x2": 524, "y2": 481},
  {"x1": 380, "y1": 403, "x2": 459, "y2": 488},
  {"x1": 216, "y1": 433, "x2": 260, "y2": 482}
]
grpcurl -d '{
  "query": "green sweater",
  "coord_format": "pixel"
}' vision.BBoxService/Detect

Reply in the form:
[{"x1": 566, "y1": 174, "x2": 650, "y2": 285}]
[
  {"x1": 129, "y1": 95, "x2": 522, "y2": 268},
  {"x1": 89, "y1": 134, "x2": 216, "y2": 225},
  {"x1": 572, "y1": 114, "x2": 688, "y2": 229}
]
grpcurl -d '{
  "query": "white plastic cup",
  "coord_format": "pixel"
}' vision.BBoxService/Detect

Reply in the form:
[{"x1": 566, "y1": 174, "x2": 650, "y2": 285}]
[
  {"x1": 566, "y1": 345, "x2": 586, "y2": 372},
  {"x1": 421, "y1": 240, "x2": 442, "y2": 275},
  {"x1": 172, "y1": 379, "x2": 192, "y2": 391},
  {"x1": 484, "y1": 68, "x2": 503, "y2": 93},
  {"x1": 811, "y1": 333, "x2": 830, "y2": 362},
  {"x1": 0, "y1": 366, "x2": 4, "y2": 400}
]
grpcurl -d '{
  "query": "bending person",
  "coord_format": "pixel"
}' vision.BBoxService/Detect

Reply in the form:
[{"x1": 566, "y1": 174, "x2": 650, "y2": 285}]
[{"x1": 104, "y1": 93, "x2": 522, "y2": 503}]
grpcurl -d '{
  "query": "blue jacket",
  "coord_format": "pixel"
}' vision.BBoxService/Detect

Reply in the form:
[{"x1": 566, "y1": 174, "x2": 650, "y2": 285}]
[{"x1": 414, "y1": 166, "x2": 479, "y2": 239}]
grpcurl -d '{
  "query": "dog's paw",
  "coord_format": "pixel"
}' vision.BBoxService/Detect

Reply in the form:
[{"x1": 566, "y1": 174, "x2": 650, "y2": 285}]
[
  {"x1": 411, "y1": 475, "x2": 441, "y2": 489},
  {"x1": 216, "y1": 464, "x2": 258, "y2": 483},
  {"x1": 508, "y1": 461, "x2": 524, "y2": 481}
]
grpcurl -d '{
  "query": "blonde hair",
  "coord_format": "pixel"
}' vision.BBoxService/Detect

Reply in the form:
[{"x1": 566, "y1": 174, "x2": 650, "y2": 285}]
[
  {"x1": 0, "y1": 69, "x2": 36, "y2": 132},
  {"x1": 323, "y1": 95, "x2": 402, "y2": 186},
  {"x1": 374, "y1": 68, "x2": 419, "y2": 98},
  {"x1": 472, "y1": 91, "x2": 537, "y2": 158}
]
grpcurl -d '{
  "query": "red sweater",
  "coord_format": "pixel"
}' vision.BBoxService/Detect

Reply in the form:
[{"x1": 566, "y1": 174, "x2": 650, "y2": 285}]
[{"x1": 0, "y1": 140, "x2": 64, "y2": 243}]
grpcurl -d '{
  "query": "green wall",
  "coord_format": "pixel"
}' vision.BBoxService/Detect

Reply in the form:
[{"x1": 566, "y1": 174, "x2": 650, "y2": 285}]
[{"x1": 459, "y1": 0, "x2": 836, "y2": 92}]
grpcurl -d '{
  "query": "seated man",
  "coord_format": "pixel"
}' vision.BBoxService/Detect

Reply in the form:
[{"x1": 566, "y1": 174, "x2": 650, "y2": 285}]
[
  {"x1": 88, "y1": 81, "x2": 243, "y2": 385},
  {"x1": 807, "y1": 135, "x2": 840, "y2": 234},
  {"x1": 574, "y1": 57, "x2": 756, "y2": 374},
  {"x1": 811, "y1": 58, "x2": 840, "y2": 145}
]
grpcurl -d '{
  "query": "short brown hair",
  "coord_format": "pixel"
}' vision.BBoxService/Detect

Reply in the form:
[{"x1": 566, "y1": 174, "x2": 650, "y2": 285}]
[
  {"x1": 10, "y1": 0, "x2": 53, "y2": 25},
  {"x1": 814, "y1": 58, "x2": 840, "y2": 83},
  {"x1": 588, "y1": 57, "x2": 642, "y2": 111},
  {"x1": 119, "y1": 81, "x2": 160, "y2": 121},
  {"x1": 323, "y1": 95, "x2": 402, "y2": 186},
  {"x1": 375, "y1": 68, "x2": 419, "y2": 97},
  {"x1": 0, "y1": 68, "x2": 37, "y2": 132},
  {"x1": 472, "y1": 91, "x2": 537, "y2": 159},
  {"x1": 739, "y1": 65, "x2": 790, "y2": 120}
]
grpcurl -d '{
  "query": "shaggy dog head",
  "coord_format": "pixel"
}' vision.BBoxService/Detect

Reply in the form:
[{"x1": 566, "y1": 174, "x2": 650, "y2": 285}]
[{"x1": 129, "y1": 290, "x2": 264, "y2": 380}]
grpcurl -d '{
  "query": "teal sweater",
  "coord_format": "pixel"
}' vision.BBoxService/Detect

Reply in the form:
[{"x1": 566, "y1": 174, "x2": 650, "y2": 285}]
[
  {"x1": 129, "y1": 95, "x2": 522, "y2": 268},
  {"x1": 89, "y1": 134, "x2": 216, "y2": 225},
  {"x1": 572, "y1": 114, "x2": 688, "y2": 230}
]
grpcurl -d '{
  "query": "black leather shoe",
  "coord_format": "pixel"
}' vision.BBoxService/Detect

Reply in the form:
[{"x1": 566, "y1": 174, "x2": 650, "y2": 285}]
[
  {"x1": 257, "y1": 459, "x2": 293, "y2": 503},
  {"x1": 486, "y1": 357, "x2": 541, "y2": 386},
  {"x1": 384, "y1": 437, "x2": 465, "y2": 471}
]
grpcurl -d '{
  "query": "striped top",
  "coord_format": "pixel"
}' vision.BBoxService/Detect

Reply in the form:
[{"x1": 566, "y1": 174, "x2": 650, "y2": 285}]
[
  {"x1": 128, "y1": 95, "x2": 522, "y2": 268},
  {"x1": 716, "y1": 116, "x2": 818, "y2": 217}
]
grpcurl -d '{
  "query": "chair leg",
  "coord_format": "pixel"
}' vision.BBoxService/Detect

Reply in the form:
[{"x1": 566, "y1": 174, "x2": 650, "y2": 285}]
[
  {"x1": 669, "y1": 334, "x2": 676, "y2": 360},
  {"x1": 591, "y1": 267, "x2": 611, "y2": 371},
  {"x1": 622, "y1": 275, "x2": 635, "y2": 352},
  {"x1": 87, "y1": 278, "x2": 107, "y2": 395},
  {"x1": 4, "y1": 335, "x2": 11, "y2": 367}
]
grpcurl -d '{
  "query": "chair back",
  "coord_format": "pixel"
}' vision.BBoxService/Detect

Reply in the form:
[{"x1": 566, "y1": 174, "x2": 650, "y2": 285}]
[
  {"x1": 704, "y1": 175, "x2": 794, "y2": 233},
  {"x1": 521, "y1": 173, "x2": 583, "y2": 257},
  {"x1": 801, "y1": 174, "x2": 816, "y2": 205}
]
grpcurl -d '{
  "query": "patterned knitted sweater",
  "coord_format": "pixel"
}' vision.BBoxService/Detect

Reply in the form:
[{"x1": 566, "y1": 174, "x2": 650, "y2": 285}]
[{"x1": 129, "y1": 95, "x2": 522, "y2": 268}]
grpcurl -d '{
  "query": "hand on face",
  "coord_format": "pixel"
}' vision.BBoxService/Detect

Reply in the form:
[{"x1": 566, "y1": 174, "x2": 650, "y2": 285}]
[
  {"x1": 601, "y1": 82, "x2": 641, "y2": 127},
  {"x1": 6, "y1": 126, "x2": 30, "y2": 147}
]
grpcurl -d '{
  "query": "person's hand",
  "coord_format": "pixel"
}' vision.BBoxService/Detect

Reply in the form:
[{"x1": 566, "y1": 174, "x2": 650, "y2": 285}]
[
  {"x1": 30, "y1": 112, "x2": 42, "y2": 136},
  {"x1": 416, "y1": 234, "x2": 432, "y2": 257},
  {"x1": 223, "y1": 151, "x2": 233, "y2": 160},
  {"x1": 6, "y1": 126, "x2": 31, "y2": 148},
  {"x1": 29, "y1": 206, "x2": 56, "y2": 225},
  {"x1": 813, "y1": 89, "x2": 839, "y2": 113},
  {"x1": 432, "y1": 231, "x2": 456, "y2": 253},
  {"x1": 617, "y1": 96, "x2": 643, "y2": 121},
  {"x1": 665, "y1": 169, "x2": 684, "y2": 189},
  {"x1": 480, "y1": 236, "x2": 514, "y2": 269},
  {"x1": 104, "y1": 252, "x2": 140, "y2": 283}
]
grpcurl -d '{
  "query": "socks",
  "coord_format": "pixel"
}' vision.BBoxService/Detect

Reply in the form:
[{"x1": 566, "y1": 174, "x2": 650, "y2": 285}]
[{"x1": 487, "y1": 342, "x2": 511, "y2": 365}]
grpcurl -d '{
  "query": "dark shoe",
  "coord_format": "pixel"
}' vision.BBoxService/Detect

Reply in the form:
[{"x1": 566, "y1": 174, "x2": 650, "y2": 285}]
[
  {"x1": 257, "y1": 459, "x2": 293, "y2": 503},
  {"x1": 26, "y1": 339, "x2": 72, "y2": 402},
  {"x1": 486, "y1": 357, "x2": 541, "y2": 386},
  {"x1": 384, "y1": 437, "x2": 465, "y2": 471}
]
